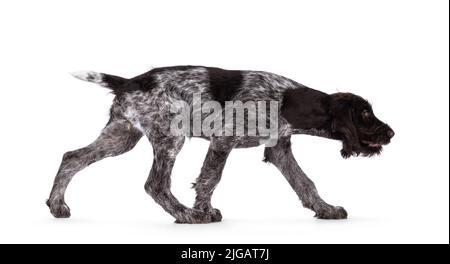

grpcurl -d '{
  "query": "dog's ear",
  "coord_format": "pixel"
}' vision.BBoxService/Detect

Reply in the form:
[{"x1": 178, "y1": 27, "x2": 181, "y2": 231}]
[{"x1": 329, "y1": 93, "x2": 361, "y2": 158}]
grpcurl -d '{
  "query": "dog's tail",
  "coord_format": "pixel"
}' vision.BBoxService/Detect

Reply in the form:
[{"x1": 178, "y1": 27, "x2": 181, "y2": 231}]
[{"x1": 71, "y1": 71, "x2": 127, "y2": 91}]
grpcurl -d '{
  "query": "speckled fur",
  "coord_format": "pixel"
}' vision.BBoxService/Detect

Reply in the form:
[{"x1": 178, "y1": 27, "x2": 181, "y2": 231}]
[{"x1": 47, "y1": 66, "x2": 380, "y2": 223}]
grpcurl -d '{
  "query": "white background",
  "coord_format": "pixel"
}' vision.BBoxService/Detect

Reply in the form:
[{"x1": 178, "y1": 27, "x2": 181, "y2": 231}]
[{"x1": 0, "y1": 0, "x2": 448, "y2": 244}]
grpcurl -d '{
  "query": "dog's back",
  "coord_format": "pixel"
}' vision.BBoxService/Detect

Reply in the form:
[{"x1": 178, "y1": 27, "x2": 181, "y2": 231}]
[
  {"x1": 74, "y1": 66, "x2": 301, "y2": 138},
  {"x1": 74, "y1": 66, "x2": 300, "y2": 102}
]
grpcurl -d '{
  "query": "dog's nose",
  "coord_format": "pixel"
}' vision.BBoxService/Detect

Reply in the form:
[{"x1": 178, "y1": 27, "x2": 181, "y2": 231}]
[{"x1": 387, "y1": 129, "x2": 395, "y2": 139}]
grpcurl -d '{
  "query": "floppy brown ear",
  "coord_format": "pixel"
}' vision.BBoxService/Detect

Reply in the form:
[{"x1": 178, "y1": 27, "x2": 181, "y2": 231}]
[{"x1": 329, "y1": 94, "x2": 361, "y2": 158}]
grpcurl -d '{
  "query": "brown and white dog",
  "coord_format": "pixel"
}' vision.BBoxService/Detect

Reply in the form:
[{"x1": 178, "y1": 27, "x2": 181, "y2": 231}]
[{"x1": 47, "y1": 66, "x2": 394, "y2": 223}]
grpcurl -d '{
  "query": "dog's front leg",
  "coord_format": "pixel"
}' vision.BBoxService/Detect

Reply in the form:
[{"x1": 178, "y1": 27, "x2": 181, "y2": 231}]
[
  {"x1": 263, "y1": 136, "x2": 347, "y2": 219},
  {"x1": 193, "y1": 138, "x2": 235, "y2": 222}
]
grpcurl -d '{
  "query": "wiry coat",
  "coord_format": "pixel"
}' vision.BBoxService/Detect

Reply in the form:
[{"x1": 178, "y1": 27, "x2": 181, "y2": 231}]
[{"x1": 47, "y1": 66, "x2": 394, "y2": 223}]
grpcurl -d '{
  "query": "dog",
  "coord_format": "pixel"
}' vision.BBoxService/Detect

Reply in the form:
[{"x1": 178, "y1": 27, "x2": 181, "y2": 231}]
[{"x1": 47, "y1": 66, "x2": 394, "y2": 223}]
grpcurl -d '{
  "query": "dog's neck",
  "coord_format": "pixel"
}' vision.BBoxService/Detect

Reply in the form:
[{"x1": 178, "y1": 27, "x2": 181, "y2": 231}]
[{"x1": 281, "y1": 87, "x2": 335, "y2": 139}]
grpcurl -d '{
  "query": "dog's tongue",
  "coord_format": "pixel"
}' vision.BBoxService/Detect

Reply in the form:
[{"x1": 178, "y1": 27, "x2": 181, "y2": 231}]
[{"x1": 369, "y1": 143, "x2": 381, "y2": 148}]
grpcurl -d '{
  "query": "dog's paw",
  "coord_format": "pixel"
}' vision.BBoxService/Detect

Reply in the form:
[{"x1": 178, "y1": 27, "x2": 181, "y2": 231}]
[
  {"x1": 174, "y1": 208, "x2": 223, "y2": 224},
  {"x1": 314, "y1": 206, "x2": 347, "y2": 220},
  {"x1": 210, "y1": 208, "x2": 222, "y2": 222},
  {"x1": 174, "y1": 209, "x2": 212, "y2": 224},
  {"x1": 46, "y1": 199, "x2": 71, "y2": 218}
]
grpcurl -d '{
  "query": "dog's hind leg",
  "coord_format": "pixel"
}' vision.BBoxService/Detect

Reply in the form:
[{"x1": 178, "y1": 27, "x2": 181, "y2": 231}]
[
  {"x1": 263, "y1": 136, "x2": 348, "y2": 219},
  {"x1": 47, "y1": 118, "x2": 142, "y2": 218},
  {"x1": 193, "y1": 138, "x2": 235, "y2": 222},
  {"x1": 144, "y1": 133, "x2": 218, "y2": 224}
]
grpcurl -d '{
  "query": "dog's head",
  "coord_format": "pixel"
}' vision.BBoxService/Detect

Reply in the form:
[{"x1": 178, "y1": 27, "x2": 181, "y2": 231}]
[{"x1": 329, "y1": 93, "x2": 394, "y2": 158}]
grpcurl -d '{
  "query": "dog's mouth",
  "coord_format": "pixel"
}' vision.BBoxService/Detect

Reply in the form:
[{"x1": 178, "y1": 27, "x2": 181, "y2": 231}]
[
  {"x1": 364, "y1": 142, "x2": 382, "y2": 148},
  {"x1": 360, "y1": 140, "x2": 384, "y2": 156},
  {"x1": 361, "y1": 140, "x2": 388, "y2": 148}
]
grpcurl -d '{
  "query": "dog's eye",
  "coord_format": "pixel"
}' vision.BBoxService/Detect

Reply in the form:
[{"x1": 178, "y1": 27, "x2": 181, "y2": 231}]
[{"x1": 362, "y1": 110, "x2": 371, "y2": 118}]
